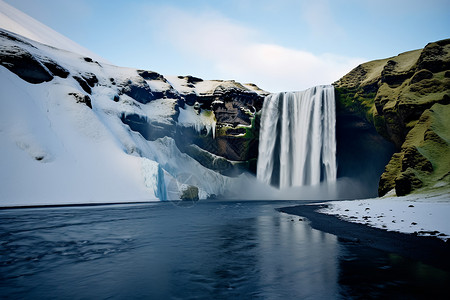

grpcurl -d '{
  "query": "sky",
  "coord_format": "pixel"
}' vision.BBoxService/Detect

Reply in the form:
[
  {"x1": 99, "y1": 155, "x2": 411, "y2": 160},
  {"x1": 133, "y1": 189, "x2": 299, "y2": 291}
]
[{"x1": 3, "y1": 0, "x2": 450, "y2": 92}]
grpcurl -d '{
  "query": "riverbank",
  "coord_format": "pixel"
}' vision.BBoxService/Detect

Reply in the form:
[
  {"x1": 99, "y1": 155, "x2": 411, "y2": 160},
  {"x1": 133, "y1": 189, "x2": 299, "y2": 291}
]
[{"x1": 277, "y1": 191, "x2": 450, "y2": 271}]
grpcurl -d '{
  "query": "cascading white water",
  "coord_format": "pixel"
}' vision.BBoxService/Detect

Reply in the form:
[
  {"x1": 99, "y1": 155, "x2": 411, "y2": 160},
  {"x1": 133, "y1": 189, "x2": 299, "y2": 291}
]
[{"x1": 257, "y1": 85, "x2": 337, "y2": 189}]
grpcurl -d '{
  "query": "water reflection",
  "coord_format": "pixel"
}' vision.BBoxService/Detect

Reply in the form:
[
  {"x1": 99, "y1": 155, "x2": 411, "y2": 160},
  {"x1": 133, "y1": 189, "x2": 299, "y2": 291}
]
[
  {"x1": 0, "y1": 202, "x2": 448, "y2": 299},
  {"x1": 338, "y1": 238, "x2": 450, "y2": 298}
]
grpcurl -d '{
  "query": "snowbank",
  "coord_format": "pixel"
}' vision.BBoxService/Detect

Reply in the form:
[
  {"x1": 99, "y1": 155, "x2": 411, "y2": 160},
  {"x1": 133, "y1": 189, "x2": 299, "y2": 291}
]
[{"x1": 318, "y1": 189, "x2": 450, "y2": 241}]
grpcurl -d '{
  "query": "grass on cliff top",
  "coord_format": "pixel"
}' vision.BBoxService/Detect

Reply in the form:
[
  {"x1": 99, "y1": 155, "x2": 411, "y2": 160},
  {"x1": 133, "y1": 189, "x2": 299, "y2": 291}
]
[
  {"x1": 337, "y1": 49, "x2": 422, "y2": 88},
  {"x1": 389, "y1": 49, "x2": 422, "y2": 73},
  {"x1": 362, "y1": 49, "x2": 422, "y2": 86}
]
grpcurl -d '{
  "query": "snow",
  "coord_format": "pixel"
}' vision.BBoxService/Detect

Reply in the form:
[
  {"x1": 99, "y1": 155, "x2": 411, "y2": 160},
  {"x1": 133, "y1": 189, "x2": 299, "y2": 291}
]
[
  {"x1": 0, "y1": 19, "x2": 233, "y2": 206},
  {"x1": 165, "y1": 76, "x2": 195, "y2": 94},
  {"x1": 0, "y1": 67, "x2": 156, "y2": 206},
  {"x1": 165, "y1": 75, "x2": 262, "y2": 97},
  {"x1": 318, "y1": 189, "x2": 450, "y2": 241},
  {"x1": 194, "y1": 80, "x2": 227, "y2": 95},
  {"x1": 145, "y1": 78, "x2": 174, "y2": 93},
  {"x1": 0, "y1": 0, "x2": 106, "y2": 63},
  {"x1": 141, "y1": 98, "x2": 178, "y2": 126}
]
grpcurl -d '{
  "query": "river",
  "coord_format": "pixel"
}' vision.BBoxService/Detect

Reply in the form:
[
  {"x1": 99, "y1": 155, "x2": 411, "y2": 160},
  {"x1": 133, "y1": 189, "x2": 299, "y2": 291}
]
[{"x1": 0, "y1": 201, "x2": 448, "y2": 299}]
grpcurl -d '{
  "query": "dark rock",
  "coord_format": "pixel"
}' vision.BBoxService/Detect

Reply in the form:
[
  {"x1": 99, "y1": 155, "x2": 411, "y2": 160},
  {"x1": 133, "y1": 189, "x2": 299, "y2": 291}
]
[
  {"x1": 113, "y1": 95, "x2": 120, "y2": 102},
  {"x1": 82, "y1": 57, "x2": 101, "y2": 67},
  {"x1": 395, "y1": 169, "x2": 422, "y2": 196},
  {"x1": 216, "y1": 135, "x2": 259, "y2": 162},
  {"x1": 183, "y1": 93, "x2": 198, "y2": 106},
  {"x1": 0, "y1": 46, "x2": 53, "y2": 84},
  {"x1": 401, "y1": 147, "x2": 433, "y2": 173},
  {"x1": 226, "y1": 128, "x2": 246, "y2": 136},
  {"x1": 183, "y1": 75, "x2": 203, "y2": 84},
  {"x1": 73, "y1": 76, "x2": 92, "y2": 94},
  {"x1": 177, "y1": 97, "x2": 186, "y2": 109},
  {"x1": 381, "y1": 60, "x2": 414, "y2": 86},
  {"x1": 410, "y1": 69, "x2": 433, "y2": 84},
  {"x1": 41, "y1": 58, "x2": 70, "y2": 78},
  {"x1": 182, "y1": 144, "x2": 236, "y2": 175},
  {"x1": 336, "y1": 113, "x2": 396, "y2": 197},
  {"x1": 121, "y1": 77, "x2": 155, "y2": 104},
  {"x1": 137, "y1": 70, "x2": 165, "y2": 81},
  {"x1": 81, "y1": 72, "x2": 98, "y2": 87},
  {"x1": 120, "y1": 113, "x2": 175, "y2": 140},
  {"x1": 180, "y1": 185, "x2": 199, "y2": 201},
  {"x1": 417, "y1": 39, "x2": 450, "y2": 72},
  {"x1": 68, "y1": 92, "x2": 92, "y2": 109},
  {"x1": 424, "y1": 128, "x2": 445, "y2": 143}
]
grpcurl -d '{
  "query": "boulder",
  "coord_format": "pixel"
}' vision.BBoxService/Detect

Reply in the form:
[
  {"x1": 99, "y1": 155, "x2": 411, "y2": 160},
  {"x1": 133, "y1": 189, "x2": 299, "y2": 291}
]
[
  {"x1": 121, "y1": 77, "x2": 155, "y2": 104},
  {"x1": 180, "y1": 185, "x2": 199, "y2": 201},
  {"x1": 68, "y1": 92, "x2": 92, "y2": 109}
]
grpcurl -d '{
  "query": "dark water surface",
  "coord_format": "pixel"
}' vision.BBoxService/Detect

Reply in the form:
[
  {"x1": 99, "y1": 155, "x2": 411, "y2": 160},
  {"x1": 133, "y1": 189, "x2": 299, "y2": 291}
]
[{"x1": 0, "y1": 201, "x2": 448, "y2": 299}]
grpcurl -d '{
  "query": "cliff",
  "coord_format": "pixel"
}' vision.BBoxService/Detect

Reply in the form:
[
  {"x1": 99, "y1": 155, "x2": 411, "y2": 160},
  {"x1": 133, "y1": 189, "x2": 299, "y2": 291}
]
[
  {"x1": 0, "y1": 27, "x2": 266, "y2": 204},
  {"x1": 334, "y1": 38, "x2": 450, "y2": 196}
]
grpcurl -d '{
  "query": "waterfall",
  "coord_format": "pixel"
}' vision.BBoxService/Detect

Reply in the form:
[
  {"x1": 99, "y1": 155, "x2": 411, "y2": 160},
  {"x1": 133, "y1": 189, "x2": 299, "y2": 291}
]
[{"x1": 256, "y1": 85, "x2": 337, "y2": 189}]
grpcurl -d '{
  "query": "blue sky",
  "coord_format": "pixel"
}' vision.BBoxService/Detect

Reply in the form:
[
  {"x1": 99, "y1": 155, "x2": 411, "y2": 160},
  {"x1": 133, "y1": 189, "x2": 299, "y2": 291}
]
[{"x1": 4, "y1": 0, "x2": 450, "y2": 92}]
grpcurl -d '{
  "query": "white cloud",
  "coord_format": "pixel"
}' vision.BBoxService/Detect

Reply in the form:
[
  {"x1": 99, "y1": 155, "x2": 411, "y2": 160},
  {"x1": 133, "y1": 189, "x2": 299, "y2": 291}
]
[{"x1": 146, "y1": 5, "x2": 364, "y2": 92}]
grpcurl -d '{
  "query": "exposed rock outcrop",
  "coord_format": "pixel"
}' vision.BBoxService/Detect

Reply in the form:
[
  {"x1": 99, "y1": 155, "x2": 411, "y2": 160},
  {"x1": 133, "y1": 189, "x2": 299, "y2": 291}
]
[
  {"x1": 0, "y1": 45, "x2": 54, "y2": 84},
  {"x1": 334, "y1": 38, "x2": 450, "y2": 196}
]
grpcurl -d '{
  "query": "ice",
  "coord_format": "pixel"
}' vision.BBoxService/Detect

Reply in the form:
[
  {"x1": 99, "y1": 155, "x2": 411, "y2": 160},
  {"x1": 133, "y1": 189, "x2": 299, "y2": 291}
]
[
  {"x1": 142, "y1": 158, "x2": 167, "y2": 201},
  {"x1": 178, "y1": 105, "x2": 217, "y2": 138}
]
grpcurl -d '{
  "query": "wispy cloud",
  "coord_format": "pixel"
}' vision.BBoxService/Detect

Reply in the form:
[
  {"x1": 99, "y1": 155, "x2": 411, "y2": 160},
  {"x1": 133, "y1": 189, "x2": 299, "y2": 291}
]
[{"x1": 144, "y1": 5, "x2": 363, "y2": 92}]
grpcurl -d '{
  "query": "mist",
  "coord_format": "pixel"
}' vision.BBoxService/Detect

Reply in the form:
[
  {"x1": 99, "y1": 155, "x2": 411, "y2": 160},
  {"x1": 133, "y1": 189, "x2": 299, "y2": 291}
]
[{"x1": 221, "y1": 172, "x2": 377, "y2": 201}]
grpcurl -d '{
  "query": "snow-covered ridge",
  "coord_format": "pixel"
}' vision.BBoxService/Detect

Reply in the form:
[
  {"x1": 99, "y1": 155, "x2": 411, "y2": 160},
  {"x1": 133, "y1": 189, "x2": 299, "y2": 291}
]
[{"x1": 0, "y1": 27, "x2": 243, "y2": 206}]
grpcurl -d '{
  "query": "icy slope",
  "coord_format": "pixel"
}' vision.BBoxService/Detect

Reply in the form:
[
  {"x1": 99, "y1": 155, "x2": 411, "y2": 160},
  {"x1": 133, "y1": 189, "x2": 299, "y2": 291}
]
[{"x1": 0, "y1": 28, "x2": 233, "y2": 206}]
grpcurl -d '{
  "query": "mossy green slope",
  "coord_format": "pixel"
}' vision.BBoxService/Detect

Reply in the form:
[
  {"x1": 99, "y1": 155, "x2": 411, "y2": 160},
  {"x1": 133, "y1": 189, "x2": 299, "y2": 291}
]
[{"x1": 334, "y1": 38, "x2": 450, "y2": 196}]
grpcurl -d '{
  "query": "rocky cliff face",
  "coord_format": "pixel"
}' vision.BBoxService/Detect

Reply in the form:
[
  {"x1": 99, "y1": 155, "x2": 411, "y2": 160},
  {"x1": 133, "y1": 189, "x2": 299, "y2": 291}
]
[
  {"x1": 334, "y1": 38, "x2": 450, "y2": 196},
  {"x1": 0, "y1": 28, "x2": 268, "y2": 202},
  {"x1": 0, "y1": 28, "x2": 267, "y2": 174}
]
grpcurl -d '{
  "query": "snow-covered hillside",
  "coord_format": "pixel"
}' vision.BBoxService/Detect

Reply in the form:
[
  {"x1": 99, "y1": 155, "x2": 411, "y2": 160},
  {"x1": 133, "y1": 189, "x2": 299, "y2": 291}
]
[
  {"x1": 0, "y1": 5, "x2": 268, "y2": 206},
  {"x1": 0, "y1": 27, "x2": 236, "y2": 206}
]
